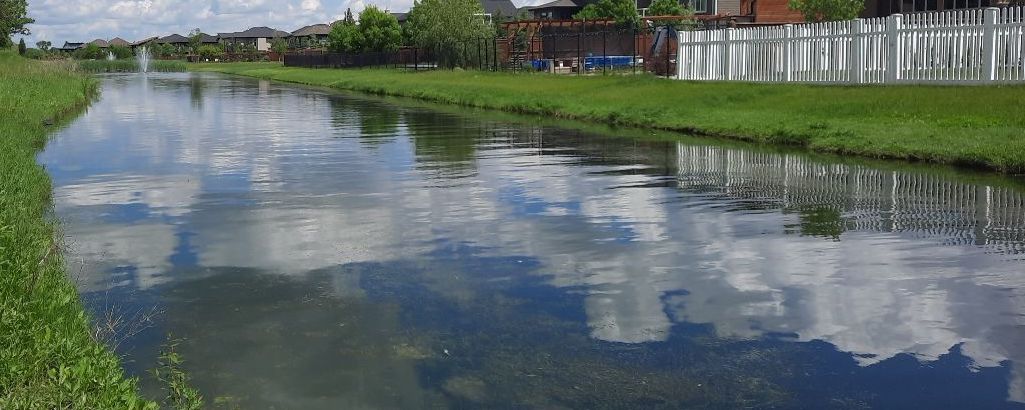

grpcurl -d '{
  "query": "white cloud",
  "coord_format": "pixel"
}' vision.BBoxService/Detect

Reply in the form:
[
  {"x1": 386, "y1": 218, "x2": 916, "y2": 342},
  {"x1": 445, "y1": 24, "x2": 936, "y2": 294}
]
[{"x1": 17, "y1": 0, "x2": 535, "y2": 47}]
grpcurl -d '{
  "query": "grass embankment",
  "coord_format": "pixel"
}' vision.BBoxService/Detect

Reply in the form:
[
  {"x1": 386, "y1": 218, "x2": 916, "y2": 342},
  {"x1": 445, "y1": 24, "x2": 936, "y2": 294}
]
[
  {"x1": 0, "y1": 50, "x2": 152, "y2": 408},
  {"x1": 194, "y1": 62, "x2": 1025, "y2": 173},
  {"x1": 79, "y1": 59, "x2": 187, "y2": 73}
]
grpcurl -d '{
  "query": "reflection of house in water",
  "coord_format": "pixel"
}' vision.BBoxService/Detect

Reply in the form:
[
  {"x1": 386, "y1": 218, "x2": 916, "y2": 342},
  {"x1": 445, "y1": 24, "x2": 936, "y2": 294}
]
[{"x1": 675, "y1": 145, "x2": 1025, "y2": 254}]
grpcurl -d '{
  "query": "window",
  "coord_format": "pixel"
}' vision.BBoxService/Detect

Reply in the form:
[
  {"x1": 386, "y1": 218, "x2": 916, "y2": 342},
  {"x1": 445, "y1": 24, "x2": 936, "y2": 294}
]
[{"x1": 690, "y1": 0, "x2": 711, "y2": 13}]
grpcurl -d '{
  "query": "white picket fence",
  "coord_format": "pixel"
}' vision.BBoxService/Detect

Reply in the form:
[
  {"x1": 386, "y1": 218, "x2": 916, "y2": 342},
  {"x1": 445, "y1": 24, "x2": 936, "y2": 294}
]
[{"x1": 677, "y1": 6, "x2": 1025, "y2": 84}]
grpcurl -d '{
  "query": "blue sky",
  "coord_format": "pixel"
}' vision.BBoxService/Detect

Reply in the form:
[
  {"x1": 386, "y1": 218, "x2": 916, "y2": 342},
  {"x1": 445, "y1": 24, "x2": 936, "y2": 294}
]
[{"x1": 18, "y1": 0, "x2": 534, "y2": 47}]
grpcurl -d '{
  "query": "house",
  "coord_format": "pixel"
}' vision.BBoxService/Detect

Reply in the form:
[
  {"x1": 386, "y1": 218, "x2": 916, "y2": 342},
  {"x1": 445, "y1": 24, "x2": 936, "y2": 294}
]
[
  {"x1": 289, "y1": 24, "x2": 331, "y2": 49},
  {"x1": 57, "y1": 41, "x2": 84, "y2": 52},
  {"x1": 157, "y1": 33, "x2": 191, "y2": 51},
  {"x1": 481, "y1": 0, "x2": 519, "y2": 22},
  {"x1": 130, "y1": 36, "x2": 159, "y2": 51},
  {"x1": 528, "y1": 0, "x2": 589, "y2": 20},
  {"x1": 218, "y1": 27, "x2": 291, "y2": 52},
  {"x1": 109, "y1": 37, "x2": 130, "y2": 47},
  {"x1": 733, "y1": 0, "x2": 992, "y2": 24},
  {"x1": 88, "y1": 38, "x2": 110, "y2": 48}
]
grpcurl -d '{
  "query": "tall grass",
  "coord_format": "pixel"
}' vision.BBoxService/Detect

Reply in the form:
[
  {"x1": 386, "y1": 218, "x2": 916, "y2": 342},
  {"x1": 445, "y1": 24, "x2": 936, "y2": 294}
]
[
  {"x1": 194, "y1": 62, "x2": 1025, "y2": 173},
  {"x1": 78, "y1": 59, "x2": 187, "y2": 73},
  {"x1": 0, "y1": 50, "x2": 154, "y2": 408}
]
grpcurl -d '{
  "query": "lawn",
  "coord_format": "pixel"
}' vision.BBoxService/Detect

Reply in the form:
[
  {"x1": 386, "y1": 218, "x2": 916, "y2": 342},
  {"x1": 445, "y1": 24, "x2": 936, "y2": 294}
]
[
  {"x1": 193, "y1": 62, "x2": 1025, "y2": 173},
  {"x1": 0, "y1": 50, "x2": 152, "y2": 408}
]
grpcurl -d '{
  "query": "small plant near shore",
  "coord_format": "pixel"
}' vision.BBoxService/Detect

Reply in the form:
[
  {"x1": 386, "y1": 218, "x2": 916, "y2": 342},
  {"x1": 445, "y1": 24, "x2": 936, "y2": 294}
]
[{"x1": 153, "y1": 336, "x2": 204, "y2": 410}]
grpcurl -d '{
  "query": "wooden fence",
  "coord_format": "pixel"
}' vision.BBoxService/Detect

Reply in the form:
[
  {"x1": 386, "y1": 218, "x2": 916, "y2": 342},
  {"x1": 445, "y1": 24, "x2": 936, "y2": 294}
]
[{"x1": 677, "y1": 6, "x2": 1025, "y2": 84}]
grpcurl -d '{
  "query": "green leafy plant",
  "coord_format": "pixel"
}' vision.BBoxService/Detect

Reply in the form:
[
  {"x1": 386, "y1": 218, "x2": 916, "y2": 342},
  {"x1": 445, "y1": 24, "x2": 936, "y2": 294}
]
[
  {"x1": 153, "y1": 337, "x2": 203, "y2": 410},
  {"x1": 35, "y1": 40, "x2": 50, "y2": 51},
  {"x1": 108, "y1": 44, "x2": 132, "y2": 59},
  {"x1": 196, "y1": 44, "x2": 223, "y2": 60},
  {"x1": 188, "y1": 28, "x2": 203, "y2": 53},
  {"x1": 573, "y1": 0, "x2": 640, "y2": 28},
  {"x1": 1, "y1": 0, "x2": 33, "y2": 47},
  {"x1": 359, "y1": 6, "x2": 402, "y2": 52},
  {"x1": 405, "y1": 0, "x2": 491, "y2": 67},
  {"x1": 72, "y1": 43, "x2": 104, "y2": 59},
  {"x1": 788, "y1": 0, "x2": 863, "y2": 22},
  {"x1": 329, "y1": 18, "x2": 363, "y2": 53},
  {"x1": 647, "y1": 0, "x2": 695, "y2": 29},
  {"x1": 18, "y1": 37, "x2": 25, "y2": 55}
]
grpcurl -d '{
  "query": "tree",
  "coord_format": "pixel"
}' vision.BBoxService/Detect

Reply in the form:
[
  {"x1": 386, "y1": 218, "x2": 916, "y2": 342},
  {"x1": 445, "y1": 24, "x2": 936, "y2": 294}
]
[
  {"x1": 328, "y1": 18, "x2": 363, "y2": 53},
  {"x1": 72, "y1": 43, "x2": 104, "y2": 59},
  {"x1": 270, "y1": 37, "x2": 287, "y2": 53},
  {"x1": 18, "y1": 37, "x2": 25, "y2": 55},
  {"x1": 1, "y1": 0, "x2": 34, "y2": 47},
  {"x1": 108, "y1": 44, "x2": 132, "y2": 59},
  {"x1": 188, "y1": 28, "x2": 203, "y2": 53},
  {"x1": 35, "y1": 40, "x2": 50, "y2": 51},
  {"x1": 358, "y1": 6, "x2": 402, "y2": 53},
  {"x1": 573, "y1": 0, "x2": 639, "y2": 28},
  {"x1": 647, "y1": 0, "x2": 694, "y2": 29},
  {"x1": 405, "y1": 0, "x2": 490, "y2": 67},
  {"x1": 344, "y1": 7, "x2": 356, "y2": 24},
  {"x1": 788, "y1": 0, "x2": 863, "y2": 22},
  {"x1": 196, "y1": 44, "x2": 224, "y2": 60}
]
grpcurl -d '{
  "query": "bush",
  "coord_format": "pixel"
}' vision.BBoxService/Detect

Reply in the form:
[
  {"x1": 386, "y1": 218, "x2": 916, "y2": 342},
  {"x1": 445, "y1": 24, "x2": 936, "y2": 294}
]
[
  {"x1": 109, "y1": 45, "x2": 132, "y2": 59},
  {"x1": 359, "y1": 6, "x2": 402, "y2": 53},
  {"x1": 196, "y1": 44, "x2": 223, "y2": 60},
  {"x1": 329, "y1": 20, "x2": 363, "y2": 53},
  {"x1": 72, "y1": 44, "x2": 104, "y2": 60},
  {"x1": 18, "y1": 38, "x2": 26, "y2": 55},
  {"x1": 23, "y1": 47, "x2": 46, "y2": 59}
]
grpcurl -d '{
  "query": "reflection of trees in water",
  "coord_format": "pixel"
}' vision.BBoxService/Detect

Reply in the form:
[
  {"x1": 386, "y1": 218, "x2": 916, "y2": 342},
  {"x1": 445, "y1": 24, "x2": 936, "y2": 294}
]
[
  {"x1": 404, "y1": 110, "x2": 480, "y2": 175},
  {"x1": 328, "y1": 96, "x2": 401, "y2": 147},
  {"x1": 188, "y1": 74, "x2": 204, "y2": 109},
  {"x1": 676, "y1": 145, "x2": 1025, "y2": 252}
]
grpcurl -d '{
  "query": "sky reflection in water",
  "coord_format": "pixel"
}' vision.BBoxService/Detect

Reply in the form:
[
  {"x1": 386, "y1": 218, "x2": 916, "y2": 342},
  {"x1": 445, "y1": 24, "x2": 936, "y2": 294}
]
[{"x1": 39, "y1": 73, "x2": 1025, "y2": 409}]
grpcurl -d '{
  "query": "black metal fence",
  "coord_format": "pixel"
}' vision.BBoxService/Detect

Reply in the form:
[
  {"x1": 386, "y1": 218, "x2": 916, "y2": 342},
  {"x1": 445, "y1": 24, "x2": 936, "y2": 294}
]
[{"x1": 283, "y1": 25, "x2": 707, "y2": 78}]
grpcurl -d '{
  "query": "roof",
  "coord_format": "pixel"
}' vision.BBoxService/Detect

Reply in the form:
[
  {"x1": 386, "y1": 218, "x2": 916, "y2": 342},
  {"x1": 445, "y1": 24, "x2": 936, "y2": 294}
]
[
  {"x1": 481, "y1": 0, "x2": 518, "y2": 16},
  {"x1": 218, "y1": 26, "x2": 291, "y2": 38},
  {"x1": 131, "y1": 36, "x2": 159, "y2": 46},
  {"x1": 199, "y1": 33, "x2": 219, "y2": 43},
  {"x1": 291, "y1": 23, "x2": 331, "y2": 37},
  {"x1": 528, "y1": 0, "x2": 584, "y2": 9},
  {"x1": 157, "y1": 34, "x2": 190, "y2": 44},
  {"x1": 391, "y1": 12, "x2": 408, "y2": 22},
  {"x1": 88, "y1": 38, "x2": 109, "y2": 47},
  {"x1": 109, "y1": 37, "x2": 129, "y2": 47},
  {"x1": 58, "y1": 41, "x2": 83, "y2": 50}
]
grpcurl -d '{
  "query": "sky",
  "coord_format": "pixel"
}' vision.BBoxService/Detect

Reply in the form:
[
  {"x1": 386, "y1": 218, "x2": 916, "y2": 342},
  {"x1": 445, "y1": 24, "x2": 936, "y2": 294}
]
[{"x1": 17, "y1": 0, "x2": 535, "y2": 48}]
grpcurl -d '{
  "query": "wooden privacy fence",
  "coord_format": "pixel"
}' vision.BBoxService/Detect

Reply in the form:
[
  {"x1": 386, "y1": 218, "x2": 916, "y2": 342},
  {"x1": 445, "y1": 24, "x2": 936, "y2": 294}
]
[{"x1": 677, "y1": 6, "x2": 1025, "y2": 84}]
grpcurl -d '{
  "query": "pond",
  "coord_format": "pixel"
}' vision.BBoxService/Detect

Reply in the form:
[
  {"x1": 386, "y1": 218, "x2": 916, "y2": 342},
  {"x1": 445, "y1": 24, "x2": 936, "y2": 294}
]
[{"x1": 39, "y1": 72, "x2": 1025, "y2": 408}]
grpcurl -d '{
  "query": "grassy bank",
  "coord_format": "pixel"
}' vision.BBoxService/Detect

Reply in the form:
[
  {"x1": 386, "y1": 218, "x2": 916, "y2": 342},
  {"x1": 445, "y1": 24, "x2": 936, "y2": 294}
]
[
  {"x1": 78, "y1": 59, "x2": 187, "y2": 73},
  {"x1": 193, "y1": 62, "x2": 1025, "y2": 173},
  {"x1": 0, "y1": 50, "x2": 152, "y2": 408}
]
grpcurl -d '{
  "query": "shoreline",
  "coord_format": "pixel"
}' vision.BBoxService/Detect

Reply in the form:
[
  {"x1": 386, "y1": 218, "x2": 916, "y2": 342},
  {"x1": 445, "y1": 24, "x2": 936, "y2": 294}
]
[
  {"x1": 192, "y1": 62, "x2": 1025, "y2": 174},
  {"x1": 0, "y1": 51, "x2": 152, "y2": 408}
]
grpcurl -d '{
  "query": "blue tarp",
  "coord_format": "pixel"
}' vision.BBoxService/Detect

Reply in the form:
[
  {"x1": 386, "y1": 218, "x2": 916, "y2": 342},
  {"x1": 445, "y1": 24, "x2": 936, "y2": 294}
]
[{"x1": 531, "y1": 56, "x2": 636, "y2": 71}]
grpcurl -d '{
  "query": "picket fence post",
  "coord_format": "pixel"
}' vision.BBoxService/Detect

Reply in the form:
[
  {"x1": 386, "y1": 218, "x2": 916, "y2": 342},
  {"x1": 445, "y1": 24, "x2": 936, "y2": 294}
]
[
  {"x1": 783, "y1": 24, "x2": 794, "y2": 82},
  {"x1": 981, "y1": 7, "x2": 1000, "y2": 81},
  {"x1": 723, "y1": 28, "x2": 734, "y2": 80},
  {"x1": 886, "y1": 14, "x2": 902, "y2": 84},
  {"x1": 678, "y1": 31, "x2": 686, "y2": 80},
  {"x1": 850, "y1": 19, "x2": 865, "y2": 84}
]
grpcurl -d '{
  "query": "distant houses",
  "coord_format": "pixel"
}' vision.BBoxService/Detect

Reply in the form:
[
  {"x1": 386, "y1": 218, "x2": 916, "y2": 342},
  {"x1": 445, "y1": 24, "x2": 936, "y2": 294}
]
[
  {"x1": 217, "y1": 27, "x2": 291, "y2": 52},
  {"x1": 289, "y1": 24, "x2": 331, "y2": 49}
]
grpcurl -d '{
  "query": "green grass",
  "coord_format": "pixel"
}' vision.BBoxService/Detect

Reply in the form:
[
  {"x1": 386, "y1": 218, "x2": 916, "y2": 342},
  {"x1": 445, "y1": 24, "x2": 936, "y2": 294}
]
[
  {"x1": 193, "y1": 62, "x2": 1025, "y2": 173},
  {"x1": 0, "y1": 50, "x2": 154, "y2": 409},
  {"x1": 78, "y1": 59, "x2": 187, "y2": 73}
]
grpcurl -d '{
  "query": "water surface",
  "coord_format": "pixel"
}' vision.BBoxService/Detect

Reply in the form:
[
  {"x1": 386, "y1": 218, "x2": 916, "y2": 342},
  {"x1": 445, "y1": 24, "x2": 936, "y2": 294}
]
[{"x1": 40, "y1": 73, "x2": 1025, "y2": 408}]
